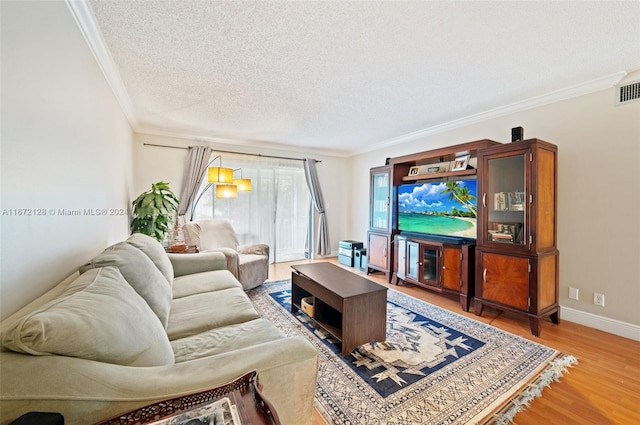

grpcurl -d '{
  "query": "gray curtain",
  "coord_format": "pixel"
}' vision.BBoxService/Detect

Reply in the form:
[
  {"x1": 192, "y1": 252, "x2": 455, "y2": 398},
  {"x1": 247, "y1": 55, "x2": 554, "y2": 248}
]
[
  {"x1": 303, "y1": 158, "x2": 329, "y2": 256},
  {"x1": 178, "y1": 145, "x2": 212, "y2": 221}
]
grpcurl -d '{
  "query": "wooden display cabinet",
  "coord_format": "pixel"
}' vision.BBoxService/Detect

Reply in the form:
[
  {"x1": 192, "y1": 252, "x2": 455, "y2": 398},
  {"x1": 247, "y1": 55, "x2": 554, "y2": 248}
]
[
  {"x1": 382, "y1": 140, "x2": 499, "y2": 309},
  {"x1": 366, "y1": 165, "x2": 394, "y2": 281},
  {"x1": 474, "y1": 138, "x2": 559, "y2": 336},
  {"x1": 367, "y1": 231, "x2": 391, "y2": 279},
  {"x1": 396, "y1": 235, "x2": 475, "y2": 311}
]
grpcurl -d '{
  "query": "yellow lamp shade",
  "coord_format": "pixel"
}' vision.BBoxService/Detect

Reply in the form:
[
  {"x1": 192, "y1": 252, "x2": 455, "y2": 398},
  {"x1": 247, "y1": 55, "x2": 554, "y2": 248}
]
[
  {"x1": 233, "y1": 178, "x2": 252, "y2": 191},
  {"x1": 208, "y1": 167, "x2": 234, "y2": 183},
  {"x1": 215, "y1": 184, "x2": 238, "y2": 198}
]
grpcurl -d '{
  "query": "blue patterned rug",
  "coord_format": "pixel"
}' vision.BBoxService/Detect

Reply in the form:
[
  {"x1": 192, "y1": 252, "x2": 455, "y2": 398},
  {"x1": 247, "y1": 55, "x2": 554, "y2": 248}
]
[{"x1": 248, "y1": 280, "x2": 576, "y2": 425}]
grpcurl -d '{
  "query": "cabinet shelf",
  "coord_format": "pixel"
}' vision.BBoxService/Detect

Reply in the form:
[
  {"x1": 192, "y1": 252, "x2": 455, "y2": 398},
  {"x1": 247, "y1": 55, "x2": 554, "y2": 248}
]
[{"x1": 401, "y1": 169, "x2": 477, "y2": 182}]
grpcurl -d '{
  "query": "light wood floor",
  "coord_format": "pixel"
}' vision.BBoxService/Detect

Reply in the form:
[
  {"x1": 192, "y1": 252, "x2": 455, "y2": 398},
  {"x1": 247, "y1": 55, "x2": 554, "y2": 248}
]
[{"x1": 268, "y1": 257, "x2": 640, "y2": 425}]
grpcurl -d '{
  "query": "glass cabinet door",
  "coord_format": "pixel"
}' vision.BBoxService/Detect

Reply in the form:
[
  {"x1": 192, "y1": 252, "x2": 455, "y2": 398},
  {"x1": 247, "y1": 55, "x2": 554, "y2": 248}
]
[
  {"x1": 406, "y1": 241, "x2": 419, "y2": 281},
  {"x1": 421, "y1": 246, "x2": 439, "y2": 284},
  {"x1": 485, "y1": 154, "x2": 527, "y2": 246},
  {"x1": 370, "y1": 168, "x2": 390, "y2": 231}
]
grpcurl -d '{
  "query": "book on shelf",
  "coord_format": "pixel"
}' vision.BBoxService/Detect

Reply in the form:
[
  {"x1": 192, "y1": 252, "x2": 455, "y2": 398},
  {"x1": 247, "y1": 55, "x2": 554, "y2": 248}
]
[
  {"x1": 488, "y1": 231, "x2": 514, "y2": 242},
  {"x1": 493, "y1": 191, "x2": 526, "y2": 211}
]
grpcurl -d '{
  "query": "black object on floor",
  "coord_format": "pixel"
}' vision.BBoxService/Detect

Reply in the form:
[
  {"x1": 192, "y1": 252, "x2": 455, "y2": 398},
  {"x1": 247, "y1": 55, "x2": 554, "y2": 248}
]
[{"x1": 9, "y1": 412, "x2": 64, "y2": 425}]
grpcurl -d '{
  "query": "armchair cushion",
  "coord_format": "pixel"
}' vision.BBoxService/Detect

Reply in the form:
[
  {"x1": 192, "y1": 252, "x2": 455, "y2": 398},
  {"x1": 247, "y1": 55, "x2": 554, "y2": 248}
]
[
  {"x1": 238, "y1": 243, "x2": 269, "y2": 256},
  {"x1": 186, "y1": 219, "x2": 239, "y2": 251},
  {"x1": 2, "y1": 267, "x2": 174, "y2": 367},
  {"x1": 184, "y1": 220, "x2": 269, "y2": 290}
]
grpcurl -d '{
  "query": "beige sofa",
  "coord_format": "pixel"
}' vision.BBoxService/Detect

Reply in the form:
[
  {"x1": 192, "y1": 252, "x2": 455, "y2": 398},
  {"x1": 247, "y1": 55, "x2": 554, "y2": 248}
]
[
  {"x1": 0, "y1": 233, "x2": 318, "y2": 425},
  {"x1": 183, "y1": 219, "x2": 270, "y2": 291}
]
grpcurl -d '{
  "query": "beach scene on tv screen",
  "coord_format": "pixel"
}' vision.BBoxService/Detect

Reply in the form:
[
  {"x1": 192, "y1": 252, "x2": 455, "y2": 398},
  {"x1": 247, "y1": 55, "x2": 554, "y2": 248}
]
[{"x1": 398, "y1": 180, "x2": 477, "y2": 238}]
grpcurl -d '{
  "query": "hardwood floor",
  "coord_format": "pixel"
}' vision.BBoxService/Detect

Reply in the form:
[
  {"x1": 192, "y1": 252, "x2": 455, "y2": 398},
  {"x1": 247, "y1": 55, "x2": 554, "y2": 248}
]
[{"x1": 268, "y1": 257, "x2": 640, "y2": 425}]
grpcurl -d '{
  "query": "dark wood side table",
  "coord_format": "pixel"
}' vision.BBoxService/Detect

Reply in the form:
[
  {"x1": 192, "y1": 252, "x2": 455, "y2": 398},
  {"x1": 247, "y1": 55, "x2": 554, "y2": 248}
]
[{"x1": 97, "y1": 370, "x2": 280, "y2": 425}]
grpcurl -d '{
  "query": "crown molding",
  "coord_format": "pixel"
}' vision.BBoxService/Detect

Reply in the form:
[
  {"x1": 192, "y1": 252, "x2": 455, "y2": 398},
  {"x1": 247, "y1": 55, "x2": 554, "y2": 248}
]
[
  {"x1": 355, "y1": 72, "x2": 626, "y2": 156},
  {"x1": 65, "y1": 0, "x2": 138, "y2": 127}
]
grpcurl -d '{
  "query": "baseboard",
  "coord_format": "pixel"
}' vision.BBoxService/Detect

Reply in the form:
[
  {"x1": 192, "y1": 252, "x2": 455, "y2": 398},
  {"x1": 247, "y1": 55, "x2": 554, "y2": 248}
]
[{"x1": 561, "y1": 306, "x2": 640, "y2": 341}]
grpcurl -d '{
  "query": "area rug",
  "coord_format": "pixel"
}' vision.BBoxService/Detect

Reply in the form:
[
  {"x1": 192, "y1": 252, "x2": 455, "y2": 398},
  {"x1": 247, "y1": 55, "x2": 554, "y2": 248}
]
[{"x1": 248, "y1": 280, "x2": 576, "y2": 425}]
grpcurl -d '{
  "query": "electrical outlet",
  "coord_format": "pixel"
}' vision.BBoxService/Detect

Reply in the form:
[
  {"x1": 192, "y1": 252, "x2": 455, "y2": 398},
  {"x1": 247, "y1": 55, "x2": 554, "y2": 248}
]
[
  {"x1": 569, "y1": 287, "x2": 579, "y2": 300},
  {"x1": 594, "y1": 293, "x2": 605, "y2": 307}
]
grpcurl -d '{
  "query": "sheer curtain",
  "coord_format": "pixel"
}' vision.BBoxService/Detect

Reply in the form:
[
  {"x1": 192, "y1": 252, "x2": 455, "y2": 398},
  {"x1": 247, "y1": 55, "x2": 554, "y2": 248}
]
[{"x1": 192, "y1": 154, "x2": 310, "y2": 263}]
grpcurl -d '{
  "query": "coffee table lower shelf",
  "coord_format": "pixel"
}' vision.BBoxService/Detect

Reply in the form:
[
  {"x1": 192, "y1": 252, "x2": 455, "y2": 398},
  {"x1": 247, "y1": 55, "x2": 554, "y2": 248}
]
[{"x1": 292, "y1": 300, "x2": 343, "y2": 341}]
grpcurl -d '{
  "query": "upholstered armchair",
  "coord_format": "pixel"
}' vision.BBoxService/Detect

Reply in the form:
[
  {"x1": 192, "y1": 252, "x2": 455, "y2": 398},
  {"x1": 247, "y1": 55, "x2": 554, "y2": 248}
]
[{"x1": 183, "y1": 219, "x2": 269, "y2": 290}]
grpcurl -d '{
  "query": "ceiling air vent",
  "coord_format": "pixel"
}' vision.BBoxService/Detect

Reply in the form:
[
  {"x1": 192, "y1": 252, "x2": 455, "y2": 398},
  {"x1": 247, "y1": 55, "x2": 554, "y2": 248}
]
[{"x1": 615, "y1": 71, "x2": 640, "y2": 105}]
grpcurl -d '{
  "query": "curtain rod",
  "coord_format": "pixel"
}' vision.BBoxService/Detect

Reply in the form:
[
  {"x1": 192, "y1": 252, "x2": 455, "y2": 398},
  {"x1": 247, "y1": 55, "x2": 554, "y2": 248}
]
[{"x1": 143, "y1": 143, "x2": 321, "y2": 162}]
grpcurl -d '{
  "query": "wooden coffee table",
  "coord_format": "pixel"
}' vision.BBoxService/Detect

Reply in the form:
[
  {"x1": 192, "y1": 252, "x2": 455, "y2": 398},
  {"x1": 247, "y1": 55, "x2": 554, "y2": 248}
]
[{"x1": 291, "y1": 262, "x2": 387, "y2": 356}]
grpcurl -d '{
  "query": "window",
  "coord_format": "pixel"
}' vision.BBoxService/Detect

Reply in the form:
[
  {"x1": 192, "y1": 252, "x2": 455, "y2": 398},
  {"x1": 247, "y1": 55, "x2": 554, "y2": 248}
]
[{"x1": 192, "y1": 154, "x2": 310, "y2": 263}]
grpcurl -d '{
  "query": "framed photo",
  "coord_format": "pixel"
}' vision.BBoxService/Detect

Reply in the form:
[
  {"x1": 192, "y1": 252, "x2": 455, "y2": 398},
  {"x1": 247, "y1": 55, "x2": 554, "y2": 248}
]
[
  {"x1": 408, "y1": 166, "x2": 420, "y2": 176},
  {"x1": 451, "y1": 154, "x2": 470, "y2": 171}
]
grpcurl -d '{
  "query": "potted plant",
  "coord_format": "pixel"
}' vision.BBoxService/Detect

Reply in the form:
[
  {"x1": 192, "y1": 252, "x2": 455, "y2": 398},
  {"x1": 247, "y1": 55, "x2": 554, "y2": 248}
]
[{"x1": 130, "y1": 181, "x2": 179, "y2": 242}]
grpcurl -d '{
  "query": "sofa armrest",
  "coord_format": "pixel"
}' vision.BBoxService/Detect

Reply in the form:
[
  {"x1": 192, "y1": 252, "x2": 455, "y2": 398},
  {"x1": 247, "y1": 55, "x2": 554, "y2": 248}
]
[
  {"x1": 0, "y1": 337, "x2": 318, "y2": 425},
  {"x1": 238, "y1": 243, "x2": 269, "y2": 257},
  {"x1": 200, "y1": 248, "x2": 240, "y2": 279},
  {"x1": 167, "y1": 252, "x2": 227, "y2": 277}
]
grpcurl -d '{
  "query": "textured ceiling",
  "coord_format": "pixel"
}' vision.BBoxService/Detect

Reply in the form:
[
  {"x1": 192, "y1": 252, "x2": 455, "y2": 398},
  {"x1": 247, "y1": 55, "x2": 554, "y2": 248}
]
[{"x1": 87, "y1": 0, "x2": 640, "y2": 156}]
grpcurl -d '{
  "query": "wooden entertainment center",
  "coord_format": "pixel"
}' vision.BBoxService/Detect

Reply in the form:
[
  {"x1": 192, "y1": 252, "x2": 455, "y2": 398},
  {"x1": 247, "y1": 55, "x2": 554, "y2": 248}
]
[{"x1": 366, "y1": 138, "x2": 559, "y2": 336}]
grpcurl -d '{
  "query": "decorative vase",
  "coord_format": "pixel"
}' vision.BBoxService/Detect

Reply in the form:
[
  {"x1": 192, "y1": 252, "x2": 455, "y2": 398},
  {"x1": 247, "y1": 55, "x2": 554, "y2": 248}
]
[{"x1": 167, "y1": 227, "x2": 188, "y2": 252}]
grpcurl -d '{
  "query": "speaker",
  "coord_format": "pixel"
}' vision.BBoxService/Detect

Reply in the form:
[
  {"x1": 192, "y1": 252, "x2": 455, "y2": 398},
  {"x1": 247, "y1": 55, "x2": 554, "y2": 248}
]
[
  {"x1": 511, "y1": 127, "x2": 524, "y2": 142},
  {"x1": 354, "y1": 248, "x2": 367, "y2": 271}
]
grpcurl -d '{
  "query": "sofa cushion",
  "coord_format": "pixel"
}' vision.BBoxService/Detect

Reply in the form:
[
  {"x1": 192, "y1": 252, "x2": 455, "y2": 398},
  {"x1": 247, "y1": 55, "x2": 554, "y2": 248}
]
[
  {"x1": 171, "y1": 318, "x2": 285, "y2": 362},
  {"x1": 166, "y1": 287, "x2": 260, "y2": 340},
  {"x1": 79, "y1": 242, "x2": 172, "y2": 328},
  {"x1": 126, "y1": 233, "x2": 174, "y2": 285},
  {"x1": 2, "y1": 267, "x2": 174, "y2": 367},
  {"x1": 172, "y1": 269, "x2": 241, "y2": 299}
]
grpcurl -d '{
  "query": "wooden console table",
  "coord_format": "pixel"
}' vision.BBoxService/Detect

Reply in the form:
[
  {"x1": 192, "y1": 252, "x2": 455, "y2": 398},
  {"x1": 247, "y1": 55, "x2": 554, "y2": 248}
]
[{"x1": 97, "y1": 370, "x2": 280, "y2": 425}]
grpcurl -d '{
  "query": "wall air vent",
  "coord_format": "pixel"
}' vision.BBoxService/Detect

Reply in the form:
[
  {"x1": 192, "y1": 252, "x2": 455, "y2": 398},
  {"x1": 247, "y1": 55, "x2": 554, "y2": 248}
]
[
  {"x1": 615, "y1": 70, "x2": 640, "y2": 105},
  {"x1": 617, "y1": 81, "x2": 640, "y2": 104}
]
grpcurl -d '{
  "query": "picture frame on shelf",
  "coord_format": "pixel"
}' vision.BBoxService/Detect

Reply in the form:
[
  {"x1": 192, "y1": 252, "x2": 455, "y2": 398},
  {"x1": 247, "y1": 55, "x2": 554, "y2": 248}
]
[
  {"x1": 451, "y1": 154, "x2": 470, "y2": 171},
  {"x1": 408, "y1": 166, "x2": 420, "y2": 176}
]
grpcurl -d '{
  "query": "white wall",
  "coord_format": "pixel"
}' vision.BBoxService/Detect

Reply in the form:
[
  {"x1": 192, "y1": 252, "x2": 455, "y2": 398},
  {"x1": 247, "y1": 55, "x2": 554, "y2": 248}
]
[
  {"x1": 133, "y1": 133, "x2": 350, "y2": 257},
  {"x1": 350, "y1": 87, "x2": 640, "y2": 335},
  {"x1": 0, "y1": 1, "x2": 135, "y2": 319}
]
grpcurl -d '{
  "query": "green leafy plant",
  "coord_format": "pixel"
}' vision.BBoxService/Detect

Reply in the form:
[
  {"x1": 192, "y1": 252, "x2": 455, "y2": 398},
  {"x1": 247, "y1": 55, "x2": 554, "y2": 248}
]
[{"x1": 130, "y1": 181, "x2": 179, "y2": 242}]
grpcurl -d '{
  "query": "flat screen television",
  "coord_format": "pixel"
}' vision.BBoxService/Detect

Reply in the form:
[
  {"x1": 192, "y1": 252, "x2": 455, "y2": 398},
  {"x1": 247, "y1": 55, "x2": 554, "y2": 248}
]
[{"x1": 397, "y1": 179, "x2": 477, "y2": 240}]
